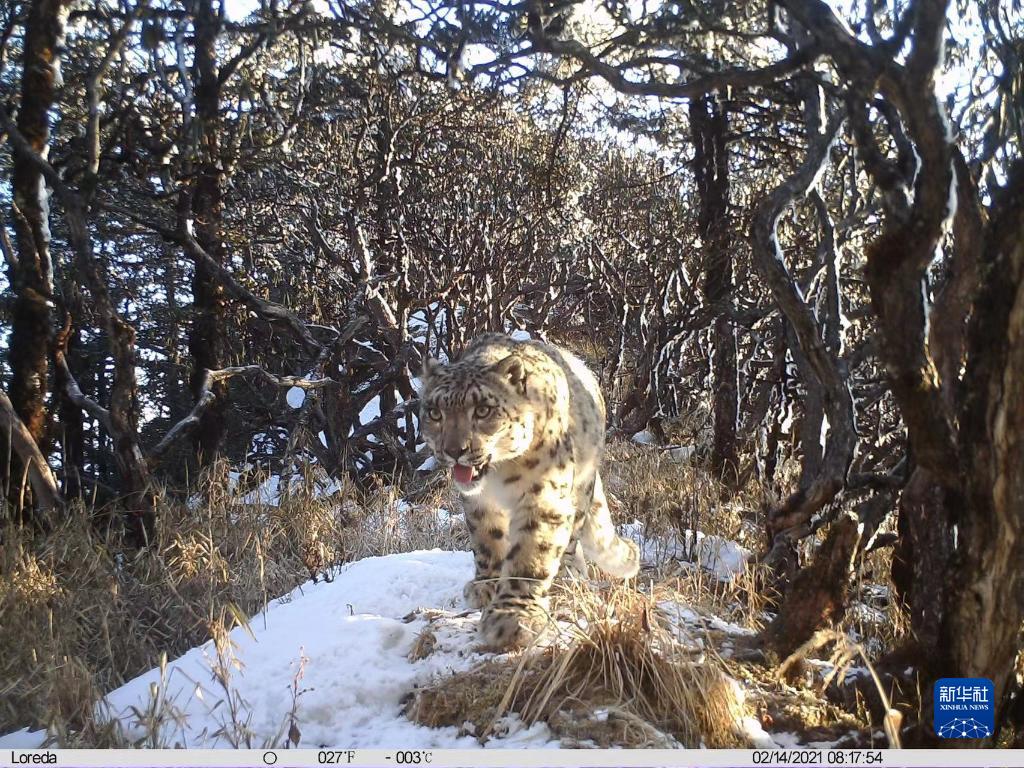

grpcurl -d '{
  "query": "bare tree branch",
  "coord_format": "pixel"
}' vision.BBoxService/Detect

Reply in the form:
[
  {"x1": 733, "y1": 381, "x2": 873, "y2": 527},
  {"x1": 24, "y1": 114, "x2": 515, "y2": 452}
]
[
  {"x1": 0, "y1": 388, "x2": 63, "y2": 513},
  {"x1": 750, "y1": 110, "x2": 857, "y2": 544},
  {"x1": 149, "y1": 366, "x2": 338, "y2": 464}
]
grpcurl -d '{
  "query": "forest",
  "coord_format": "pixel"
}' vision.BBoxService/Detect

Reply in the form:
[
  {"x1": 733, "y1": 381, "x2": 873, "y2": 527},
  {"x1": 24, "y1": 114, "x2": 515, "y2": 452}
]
[{"x1": 0, "y1": 0, "x2": 1022, "y2": 751}]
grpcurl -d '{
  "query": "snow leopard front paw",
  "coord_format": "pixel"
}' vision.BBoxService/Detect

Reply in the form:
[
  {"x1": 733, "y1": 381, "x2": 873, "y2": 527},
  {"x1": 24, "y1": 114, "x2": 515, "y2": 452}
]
[
  {"x1": 556, "y1": 546, "x2": 588, "y2": 581},
  {"x1": 478, "y1": 599, "x2": 550, "y2": 650},
  {"x1": 463, "y1": 579, "x2": 497, "y2": 610}
]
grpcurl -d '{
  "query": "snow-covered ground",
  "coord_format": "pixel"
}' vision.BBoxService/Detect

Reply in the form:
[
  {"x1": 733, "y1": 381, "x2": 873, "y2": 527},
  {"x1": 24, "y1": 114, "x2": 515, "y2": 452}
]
[
  {"x1": 0, "y1": 534, "x2": 783, "y2": 750},
  {"x1": 0, "y1": 551, "x2": 557, "y2": 749}
]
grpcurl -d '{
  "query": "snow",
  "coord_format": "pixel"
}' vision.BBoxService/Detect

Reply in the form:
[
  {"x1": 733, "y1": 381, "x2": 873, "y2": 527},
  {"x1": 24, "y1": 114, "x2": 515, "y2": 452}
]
[
  {"x1": 771, "y1": 731, "x2": 803, "y2": 747},
  {"x1": 741, "y1": 716, "x2": 779, "y2": 748},
  {"x1": 628, "y1": 427, "x2": 697, "y2": 463},
  {"x1": 659, "y1": 601, "x2": 756, "y2": 642},
  {"x1": 359, "y1": 396, "x2": 382, "y2": 425},
  {"x1": 239, "y1": 474, "x2": 281, "y2": 505},
  {"x1": 286, "y1": 387, "x2": 306, "y2": 409},
  {"x1": 631, "y1": 429, "x2": 656, "y2": 445},
  {"x1": 434, "y1": 507, "x2": 459, "y2": 525},
  {"x1": 667, "y1": 444, "x2": 696, "y2": 462},
  {"x1": 226, "y1": 472, "x2": 345, "y2": 507},
  {"x1": 621, "y1": 520, "x2": 751, "y2": 581},
  {"x1": 349, "y1": 390, "x2": 417, "y2": 435},
  {"x1": 0, "y1": 551, "x2": 558, "y2": 749}
]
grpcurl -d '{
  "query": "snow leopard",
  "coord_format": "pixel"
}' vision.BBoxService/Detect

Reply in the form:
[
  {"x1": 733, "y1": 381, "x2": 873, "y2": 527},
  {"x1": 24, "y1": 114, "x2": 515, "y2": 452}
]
[{"x1": 419, "y1": 333, "x2": 640, "y2": 649}]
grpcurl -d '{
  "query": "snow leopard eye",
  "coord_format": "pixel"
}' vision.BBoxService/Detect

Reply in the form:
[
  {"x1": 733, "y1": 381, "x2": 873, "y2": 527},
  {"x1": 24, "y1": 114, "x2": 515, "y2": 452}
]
[
  {"x1": 473, "y1": 405, "x2": 493, "y2": 419},
  {"x1": 427, "y1": 407, "x2": 443, "y2": 421}
]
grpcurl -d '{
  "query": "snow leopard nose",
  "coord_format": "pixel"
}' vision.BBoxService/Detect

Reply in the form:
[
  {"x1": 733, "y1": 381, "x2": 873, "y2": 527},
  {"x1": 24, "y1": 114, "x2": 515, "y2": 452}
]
[{"x1": 443, "y1": 440, "x2": 470, "y2": 462}]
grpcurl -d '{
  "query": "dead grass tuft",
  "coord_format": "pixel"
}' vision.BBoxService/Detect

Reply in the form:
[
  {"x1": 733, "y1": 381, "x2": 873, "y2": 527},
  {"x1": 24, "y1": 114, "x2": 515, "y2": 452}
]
[
  {"x1": 518, "y1": 581, "x2": 747, "y2": 747},
  {"x1": 408, "y1": 580, "x2": 749, "y2": 748},
  {"x1": 404, "y1": 660, "x2": 517, "y2": 735},
  {"x1": 407, "y1": 627, "x2": 439, "y2": 662}
]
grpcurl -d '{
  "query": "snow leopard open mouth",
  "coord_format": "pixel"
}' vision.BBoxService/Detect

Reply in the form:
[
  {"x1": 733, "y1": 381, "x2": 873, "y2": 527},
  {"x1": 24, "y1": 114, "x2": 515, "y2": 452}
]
[{"x1": 452, "y1": 461, "x2": 489, "y2": 486}]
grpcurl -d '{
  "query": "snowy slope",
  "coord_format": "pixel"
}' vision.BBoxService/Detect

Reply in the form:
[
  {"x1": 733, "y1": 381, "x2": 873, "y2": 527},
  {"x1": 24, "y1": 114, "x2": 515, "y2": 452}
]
[
  {"x1": 1, "y1": 535, "x2": 789, "y2": 750},
  {"x1": 0, "y1": 551, "x2": 556, "y2": 749}
]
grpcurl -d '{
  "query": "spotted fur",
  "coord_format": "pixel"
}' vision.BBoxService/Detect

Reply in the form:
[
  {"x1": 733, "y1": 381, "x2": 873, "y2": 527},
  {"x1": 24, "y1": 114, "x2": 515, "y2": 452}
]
[{"x1": 419, "y1": 333, "x2": 640, "y2": 649}]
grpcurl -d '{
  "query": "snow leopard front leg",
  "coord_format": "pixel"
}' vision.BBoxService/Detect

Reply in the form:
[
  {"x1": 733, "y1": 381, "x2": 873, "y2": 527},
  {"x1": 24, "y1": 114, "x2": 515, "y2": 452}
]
[
  {"x1": 463, "y1": 500, "x2": 508, "y2": 610},
  {"x1": 479, "y1": 465, "x2": 576, "y2": 649}
]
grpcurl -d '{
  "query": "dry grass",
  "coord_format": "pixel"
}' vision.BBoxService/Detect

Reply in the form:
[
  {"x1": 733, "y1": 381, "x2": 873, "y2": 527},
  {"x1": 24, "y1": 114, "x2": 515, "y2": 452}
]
[
  {"x1": 732, "y1": 654, "x2": 870, "y2": 746},
  {"x1": 602, "y1": 440, "x2": 766, "y2": 545},
  {"x1": 644, "y1": 558, "x2": 773, "y2": 633},
  {"x1": 1, "y1": 440, "x2": 892, "y2": 749},
  {"x1": 517, "y1": 582, "x2": 748, "y2": 747},
  {"x1": 0, "y1": 462, "x2": 456, "y2": 742},
  {"x1": 405, "y1": 659, "x2": 518, "y2": 737},
  {"x1": 601, "y1": 440, "x2": 774, "y2": 630},
  {"x1": 839, "y1": 547, "x2": 910, "y2": 659},
  {"x1": 408, "y1": 580, "x2": 749, "y2": 748}
]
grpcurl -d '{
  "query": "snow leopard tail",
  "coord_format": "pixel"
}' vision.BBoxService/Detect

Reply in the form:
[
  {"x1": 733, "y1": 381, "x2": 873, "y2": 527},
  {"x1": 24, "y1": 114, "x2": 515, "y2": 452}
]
[{"x1": 579, "y1": 473, "x2": 640, "y2": 579}]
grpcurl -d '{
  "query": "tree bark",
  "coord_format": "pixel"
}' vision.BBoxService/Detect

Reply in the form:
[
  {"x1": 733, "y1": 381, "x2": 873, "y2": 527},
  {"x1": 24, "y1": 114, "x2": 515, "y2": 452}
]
[
  {"x1": 749, "y1": 110, "x2": 856, "y2": 549},
  {"x1": 890, "y1": 467, "x2": 955, "y2": 644},
  {"x1": 187, "y1": 0, "x2": 229, "y2": 463},
  {"x1": 787, "y1": 324, "x2": 825, "y2": 488},
  {"x1": 4, "y1": 0, "x2": 70, "y2": 505},
  {"x1": 890, "y1": 152, "x2": 982, "y2": 636},
  {"x1": 763, "y1": 513, "x2": 861, "y2": 657},
  {"x1": 690, "y1": 94, "x2": 738, "y2": 484},
  {"x1": 891, "y1": 164, "x2": 1024, "y2": 742},
  {"x1": 54, "y1": 305, "x2": 86, "y2": 498},
  {"x1": 943, "y1": 163, "x2": 1024, "y2": 728}
]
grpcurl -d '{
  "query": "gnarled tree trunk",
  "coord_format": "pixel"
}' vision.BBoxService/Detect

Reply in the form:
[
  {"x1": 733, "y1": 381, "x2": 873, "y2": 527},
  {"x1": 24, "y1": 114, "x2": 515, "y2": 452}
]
[
  {"x1": 942, "y1": 163, "x2": 1024, "y2": 729},
  {"x1": 4, "y1": 0, "x2": 70, "y2": 509}
]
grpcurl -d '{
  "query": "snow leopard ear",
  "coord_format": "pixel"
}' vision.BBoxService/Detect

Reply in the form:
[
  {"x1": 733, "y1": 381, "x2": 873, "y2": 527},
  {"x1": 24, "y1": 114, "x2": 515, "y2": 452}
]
[
  {"x1": 492, "y1": 354, "x2": 527, "y2": 395},
  {"x1": 421, "y1": 357, "x2": 443, "y2": 382}
]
